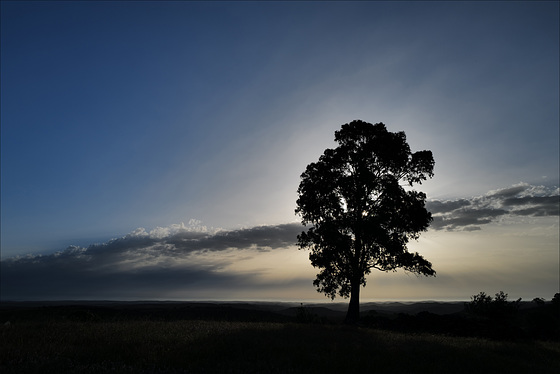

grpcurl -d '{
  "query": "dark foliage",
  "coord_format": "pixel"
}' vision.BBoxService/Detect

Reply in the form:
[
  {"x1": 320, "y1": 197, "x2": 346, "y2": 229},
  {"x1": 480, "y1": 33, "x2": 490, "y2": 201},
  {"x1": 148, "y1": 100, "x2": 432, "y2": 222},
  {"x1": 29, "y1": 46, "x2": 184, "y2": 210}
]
[
  {"x1": 295, "y1": 304, "x2": 326, "y2": 324},
  {"x1": 465, "y1": 291, "x2": 521, "y2": 320},
  {"x1": 363, "y1": 304, "x2": 559, "y2": 341},
  {"x1": 0, "y1": 303, "x2": 291, "y2": 324},
  {"x1": 532, "y1": 297, "x2": 546, "y2": 306},
  {"x1": 362, "y1": 311, "x2": 527, "y2": 340},
  {"x1": 2, "y1": 299, "x2": 558, "y2": 341},
  {"x1": 296, "y1": 120, "x2": 435, "y2": 323}
]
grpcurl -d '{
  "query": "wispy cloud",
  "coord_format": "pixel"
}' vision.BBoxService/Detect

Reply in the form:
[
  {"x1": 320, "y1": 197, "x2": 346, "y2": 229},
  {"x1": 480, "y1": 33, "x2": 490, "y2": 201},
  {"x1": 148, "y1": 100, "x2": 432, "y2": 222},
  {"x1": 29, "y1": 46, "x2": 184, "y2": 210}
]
[
  {"x1": 427, "y1": 183, "x2": 559, "y2": 231},
  {"x1": 0, "y1": 222, "x2": 302, "y2": 300}
]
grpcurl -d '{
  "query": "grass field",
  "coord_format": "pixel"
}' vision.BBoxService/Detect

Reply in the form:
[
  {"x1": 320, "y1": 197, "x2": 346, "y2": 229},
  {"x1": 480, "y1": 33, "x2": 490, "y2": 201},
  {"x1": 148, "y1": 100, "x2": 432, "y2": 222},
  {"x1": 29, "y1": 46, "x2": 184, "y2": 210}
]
[{"x1": 2, "y1": 317, "x2": 559, "y2": 373}]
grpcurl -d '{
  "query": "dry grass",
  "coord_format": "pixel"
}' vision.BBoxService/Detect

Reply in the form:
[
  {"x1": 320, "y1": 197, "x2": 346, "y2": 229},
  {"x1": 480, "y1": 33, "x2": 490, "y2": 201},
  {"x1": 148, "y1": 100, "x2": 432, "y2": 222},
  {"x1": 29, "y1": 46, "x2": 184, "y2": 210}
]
[{"x1": 1, "y1": 319, "x2": 559, "y2": 373}]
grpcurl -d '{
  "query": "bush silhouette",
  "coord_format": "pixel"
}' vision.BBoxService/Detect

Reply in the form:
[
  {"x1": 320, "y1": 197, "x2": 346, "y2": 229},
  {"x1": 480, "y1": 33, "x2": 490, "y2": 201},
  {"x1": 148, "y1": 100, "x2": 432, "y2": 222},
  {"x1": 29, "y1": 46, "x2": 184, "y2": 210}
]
[{"x1": 466, "y1": 291, "x2": 521, "y2": 320}]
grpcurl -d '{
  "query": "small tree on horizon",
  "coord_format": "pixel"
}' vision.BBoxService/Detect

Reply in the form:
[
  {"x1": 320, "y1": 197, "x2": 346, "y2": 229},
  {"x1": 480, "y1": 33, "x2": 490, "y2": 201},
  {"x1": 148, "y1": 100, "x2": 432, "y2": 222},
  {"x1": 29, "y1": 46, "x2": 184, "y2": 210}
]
[
  {"x1": 295, "y1": 120, "x2": 436, "y2": 323},
  {"x1": 466, "y1": 291, "x2": 521, "y2": 319}
]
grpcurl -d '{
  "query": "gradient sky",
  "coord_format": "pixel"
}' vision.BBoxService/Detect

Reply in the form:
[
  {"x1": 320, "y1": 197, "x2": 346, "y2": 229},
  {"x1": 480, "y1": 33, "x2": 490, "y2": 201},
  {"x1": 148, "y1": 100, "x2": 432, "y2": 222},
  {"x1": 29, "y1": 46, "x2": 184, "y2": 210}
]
[{"x1": 1, "y1": 1, "x2": 558, "y2": 302}]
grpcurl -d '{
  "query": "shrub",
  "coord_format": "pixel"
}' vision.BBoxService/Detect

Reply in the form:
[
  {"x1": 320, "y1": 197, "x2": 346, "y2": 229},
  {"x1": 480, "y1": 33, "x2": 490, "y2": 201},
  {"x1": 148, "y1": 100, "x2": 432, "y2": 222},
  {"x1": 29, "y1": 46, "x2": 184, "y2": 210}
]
[
  {"x1": 532, "y1": 297, "x2": 546, "y2": 306},
  {"x1": 295, "y1": 304, "x2": 323, "y2": 324},
  {"x1": 465, "y1": 291, "x2": 521, "y2": 319}
]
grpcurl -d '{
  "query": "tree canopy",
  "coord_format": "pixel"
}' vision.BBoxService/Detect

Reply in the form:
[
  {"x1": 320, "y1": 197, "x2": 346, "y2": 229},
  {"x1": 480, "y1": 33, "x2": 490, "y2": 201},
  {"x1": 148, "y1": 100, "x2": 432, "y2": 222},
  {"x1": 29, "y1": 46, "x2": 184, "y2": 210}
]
[{"x1": 295, "y1": 120, "x2": 436, "y2": 323}]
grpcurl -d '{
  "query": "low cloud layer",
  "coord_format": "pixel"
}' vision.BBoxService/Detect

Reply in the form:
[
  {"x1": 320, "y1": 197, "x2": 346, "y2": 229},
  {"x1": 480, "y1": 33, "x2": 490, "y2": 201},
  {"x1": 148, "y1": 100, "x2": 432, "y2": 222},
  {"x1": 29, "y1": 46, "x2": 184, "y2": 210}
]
[
  {"x1": 427, "y1": 183, "x2": 559, "y2": 231},
  {"x1": 2, "y1": 183, "x2": 558, "y2": 300},
  {"x1": 1, "y1": 222, "x2": 303, "y2": 300}
]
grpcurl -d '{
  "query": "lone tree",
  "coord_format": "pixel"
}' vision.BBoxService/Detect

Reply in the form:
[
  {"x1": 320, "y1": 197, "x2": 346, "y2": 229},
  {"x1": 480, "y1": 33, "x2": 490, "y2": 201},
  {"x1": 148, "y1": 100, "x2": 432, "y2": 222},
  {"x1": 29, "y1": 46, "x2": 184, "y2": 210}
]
[{"x1": 296, "y1": 120, "x2": 436, "y2": 323}]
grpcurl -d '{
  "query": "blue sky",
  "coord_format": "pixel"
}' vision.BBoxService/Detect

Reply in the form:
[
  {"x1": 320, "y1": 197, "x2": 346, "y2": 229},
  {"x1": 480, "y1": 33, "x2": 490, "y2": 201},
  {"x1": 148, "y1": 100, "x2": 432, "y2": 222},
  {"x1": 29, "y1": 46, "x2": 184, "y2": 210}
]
[{"x1": 1, "y1": 1, "x2": 558, "y2": 302}]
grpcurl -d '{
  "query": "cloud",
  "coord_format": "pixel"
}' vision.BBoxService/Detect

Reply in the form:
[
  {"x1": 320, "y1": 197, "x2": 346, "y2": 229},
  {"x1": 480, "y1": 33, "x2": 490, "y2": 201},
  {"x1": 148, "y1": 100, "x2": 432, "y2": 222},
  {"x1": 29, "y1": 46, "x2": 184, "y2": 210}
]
[
  {"x1": 427, "y1": 183, "x2": 559, "y2": 231},
  {"x1": 0, "y1": 222, "x2": 303, "y2": 300},
  {"x1": 2, "y1": 182, "x2": 557, "y2": 300},
  {"x1": 426, "y1": 199, "x2": 471, "y2": 214},
  {"x1": 167, "y1": 223, "x2": 302, "y2": 253}
]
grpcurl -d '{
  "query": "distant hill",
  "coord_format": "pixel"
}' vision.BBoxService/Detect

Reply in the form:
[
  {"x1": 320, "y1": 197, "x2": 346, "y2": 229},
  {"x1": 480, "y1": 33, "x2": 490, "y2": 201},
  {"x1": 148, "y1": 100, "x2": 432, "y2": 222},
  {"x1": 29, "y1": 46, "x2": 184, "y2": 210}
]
[
  {"x1": 0, "y1": 299, "x2": 539, "y2": 321},
  {"x1": 361, "y1": 301, "x2": 466, "y2": 315},
  {"x1": 1, "y1": 300, "x2": 467, "y2": 324}
]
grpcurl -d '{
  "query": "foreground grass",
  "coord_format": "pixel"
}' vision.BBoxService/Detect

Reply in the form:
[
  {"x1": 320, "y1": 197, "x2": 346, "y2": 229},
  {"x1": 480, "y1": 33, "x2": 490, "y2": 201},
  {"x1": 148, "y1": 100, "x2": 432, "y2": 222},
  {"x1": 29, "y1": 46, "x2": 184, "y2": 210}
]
[{"x1": 1, "y1": 320, "x2": 559, "y2": 373}]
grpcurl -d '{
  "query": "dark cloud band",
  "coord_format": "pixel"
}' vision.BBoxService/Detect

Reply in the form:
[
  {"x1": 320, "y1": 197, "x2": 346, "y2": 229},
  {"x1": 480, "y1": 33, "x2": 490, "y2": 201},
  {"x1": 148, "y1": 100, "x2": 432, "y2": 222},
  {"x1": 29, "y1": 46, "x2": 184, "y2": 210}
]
[
  {"x1": 2, "y1": 183, "x2": 557, "y2": 299},
  {"x1": 427, "y1": 183, "x2": 559, "y2": 231},
  {"x1": 0, "y1": 223, "x2": 303, "y2": 300}
]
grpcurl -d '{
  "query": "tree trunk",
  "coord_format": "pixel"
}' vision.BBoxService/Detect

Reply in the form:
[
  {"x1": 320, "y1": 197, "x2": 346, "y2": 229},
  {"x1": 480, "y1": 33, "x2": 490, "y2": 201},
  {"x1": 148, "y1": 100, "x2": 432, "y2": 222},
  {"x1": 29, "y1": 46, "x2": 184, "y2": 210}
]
[
  {"x1": 345, "y1": 278, "x2": 360, "y2": 324},
  {"x1": 346, "y1": 224, "x2": 362, "y2": 324}
]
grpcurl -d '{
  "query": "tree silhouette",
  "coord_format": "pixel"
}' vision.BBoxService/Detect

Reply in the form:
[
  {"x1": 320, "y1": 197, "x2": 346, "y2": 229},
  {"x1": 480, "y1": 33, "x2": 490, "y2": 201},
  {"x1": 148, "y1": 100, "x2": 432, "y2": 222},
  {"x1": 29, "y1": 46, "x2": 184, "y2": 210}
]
[
  {"x1": 466, "y1": 291, "x2": 521, "y2": 319},
  {"x1": 296, "y1": 120, "x2": 436, "y2": 323},
  {"x1": 532, "y1": 297, "x2": 545, "y2": 306}
]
